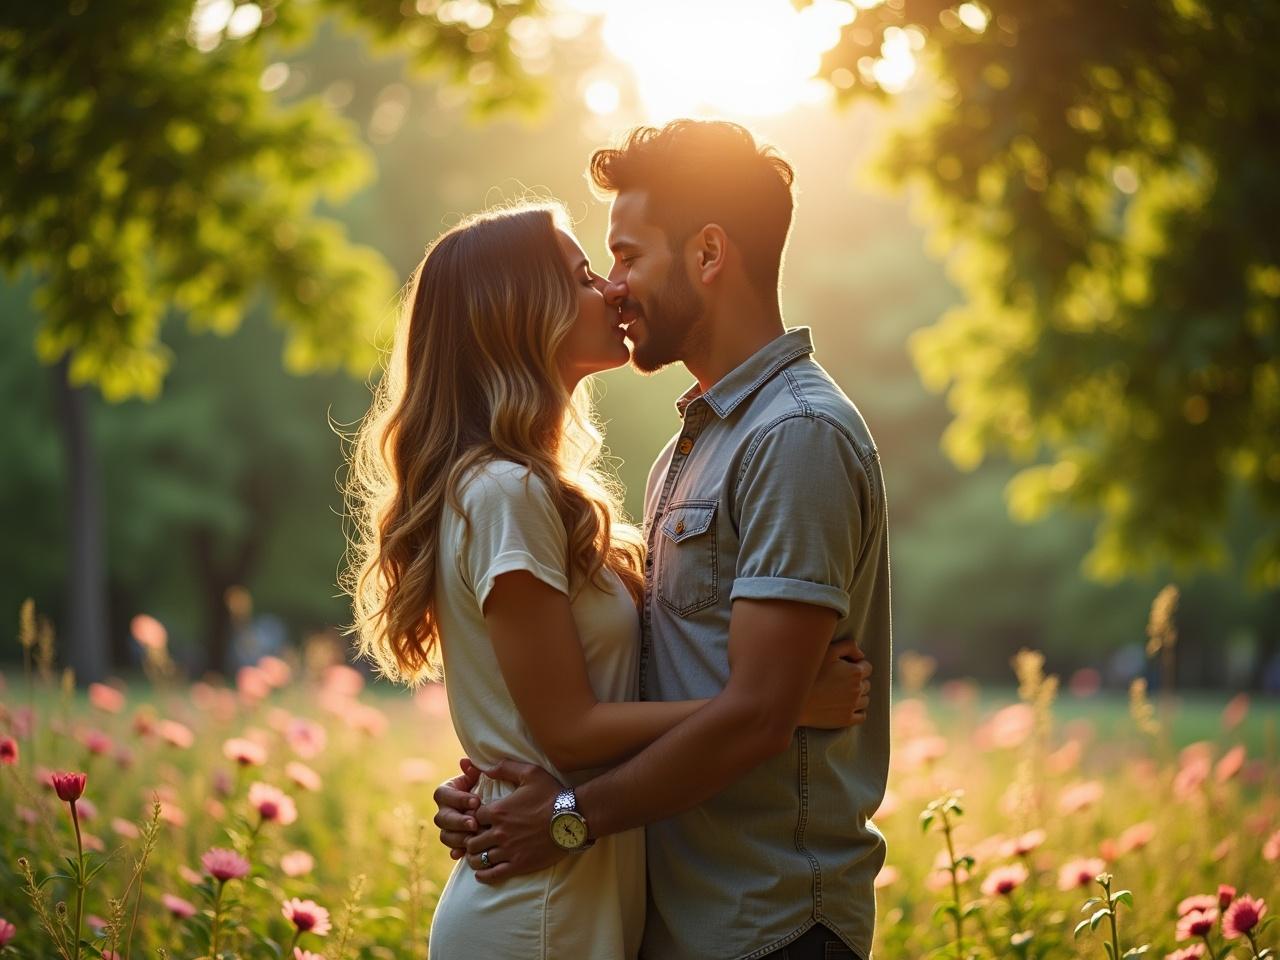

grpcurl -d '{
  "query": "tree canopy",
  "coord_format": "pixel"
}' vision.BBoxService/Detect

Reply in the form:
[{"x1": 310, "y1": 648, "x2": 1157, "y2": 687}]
[
  {"x1": 818, "y1": 0, "x2": 1280, "y2": 586},
  {"x1": 0, "y1": 0, "x2": 540, "y2": 400}
]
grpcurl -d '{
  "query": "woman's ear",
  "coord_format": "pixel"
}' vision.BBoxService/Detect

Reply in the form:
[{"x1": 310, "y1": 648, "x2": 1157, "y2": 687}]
[{"x1": 691, "y1": 224, "x2": 727, "y2": 285}]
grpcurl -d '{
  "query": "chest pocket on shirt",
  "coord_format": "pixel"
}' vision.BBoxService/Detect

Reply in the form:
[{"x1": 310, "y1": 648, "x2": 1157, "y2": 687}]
[{"x1": 655, "y1": 499, "x2": 718, "y2": 616}]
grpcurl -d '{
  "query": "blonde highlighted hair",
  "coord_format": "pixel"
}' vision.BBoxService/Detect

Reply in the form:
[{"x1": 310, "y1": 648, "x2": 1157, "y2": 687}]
[{"x1": 342, "y1": 203, "x2": 645, "y2": 686}]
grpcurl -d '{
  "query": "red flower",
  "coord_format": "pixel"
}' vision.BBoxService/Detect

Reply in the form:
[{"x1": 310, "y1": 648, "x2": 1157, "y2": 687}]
[
  {"x1": 0, "y1": 917, "x2": 15, "y2": 947},
  {"x1": 1177, "y1": 894, "x2": 1217, "y2": 918},
  {"x1": 281, "y1": 898, "x2": 331, "y2": 937},
  {"x1": 1218, "y1": 885, "x2": 1236, "y2": 910},
  {"x1": 51, "y1": 771, "x2": 87, "y2": 803},
  {"x1": 0, "y1": 736, "x2": 17, "y2": 765},
  {"x1": 1175, "y1": 908, "x2": 1218, "y2": 941},
  {"x1": 1222, "y1": 896, "x2": 1267, "y2": 939}
]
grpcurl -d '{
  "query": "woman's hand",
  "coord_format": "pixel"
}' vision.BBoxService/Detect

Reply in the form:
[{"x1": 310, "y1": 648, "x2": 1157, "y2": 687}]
[{"x1": 799, "y1": 638, "x2": 872, "y2": 728}]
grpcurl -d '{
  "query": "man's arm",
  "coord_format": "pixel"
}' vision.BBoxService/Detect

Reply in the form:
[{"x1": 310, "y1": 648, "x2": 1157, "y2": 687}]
[{"x1": 461, "y1": 598, "x2": 838, "y2": 880}]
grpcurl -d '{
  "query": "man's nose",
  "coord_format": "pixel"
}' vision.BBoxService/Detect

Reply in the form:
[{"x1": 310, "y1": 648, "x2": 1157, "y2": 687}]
[{"x1": 604, "y1": 278, "x2": 628, "y2": 307}]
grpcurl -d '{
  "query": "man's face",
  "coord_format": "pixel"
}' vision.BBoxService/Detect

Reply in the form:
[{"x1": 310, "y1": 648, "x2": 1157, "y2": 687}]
[{"x1": 605, "y1": 191, "x2": 704, "y2": 374}]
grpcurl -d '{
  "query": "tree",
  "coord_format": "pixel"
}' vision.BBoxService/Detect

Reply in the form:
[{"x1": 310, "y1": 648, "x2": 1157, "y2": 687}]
[
  {"x1": 0, "y1": 0, "x2": 540, "y2": 678},
  {"x1": 817, "y1": 0, "x2": 1280, "y2": 587}
]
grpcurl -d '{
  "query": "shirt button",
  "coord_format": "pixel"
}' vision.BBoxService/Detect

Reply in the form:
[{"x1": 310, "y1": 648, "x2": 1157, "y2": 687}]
[
  {"x1": 674, "y1": 520, "x2": 685, "y2": 534},
  {"x1": 678, "y1": 437, "x2": 694, "y2": 455}
]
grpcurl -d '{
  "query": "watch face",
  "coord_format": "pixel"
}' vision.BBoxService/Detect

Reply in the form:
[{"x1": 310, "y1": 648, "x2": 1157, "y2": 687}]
[{"x1": 551, "y1": 811, "x2": 588, "y2": 849}]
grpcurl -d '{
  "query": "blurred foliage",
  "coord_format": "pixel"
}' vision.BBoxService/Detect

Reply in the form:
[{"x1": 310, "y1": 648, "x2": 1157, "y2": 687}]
[
  {"x1": 0, "y1": 0, "x2": 539, "y2": 401},
  {"x1": 818, "y1": 0, "x2": 1280, "y2": 587}
]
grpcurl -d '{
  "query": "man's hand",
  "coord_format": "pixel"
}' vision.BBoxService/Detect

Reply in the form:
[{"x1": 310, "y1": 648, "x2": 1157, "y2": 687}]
[
  {"x1": 432, "y1": 758, "x2": 482, "y2": 860},
  {"x1": 462, "y1": 759, "x2": 568, "y2": 884},
  {"x1": 799, "y1": 639, "x2": 872, "y2": 729}
]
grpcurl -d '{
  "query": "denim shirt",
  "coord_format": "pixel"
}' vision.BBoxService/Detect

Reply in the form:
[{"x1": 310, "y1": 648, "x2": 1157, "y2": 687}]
[{"x1": 639, "y1": 327, "x2": 892, "y2": 960}]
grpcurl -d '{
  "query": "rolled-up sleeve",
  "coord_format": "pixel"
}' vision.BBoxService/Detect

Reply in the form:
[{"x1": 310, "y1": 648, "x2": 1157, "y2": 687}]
[{"x1": 729, "y1": 415, "x2": 869, "y2": 620}]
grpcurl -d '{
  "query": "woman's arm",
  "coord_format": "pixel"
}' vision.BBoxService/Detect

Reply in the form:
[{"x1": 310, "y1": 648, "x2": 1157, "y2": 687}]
[{"x1": 483, "y1": 570, "x2": 708, "y2": 772}]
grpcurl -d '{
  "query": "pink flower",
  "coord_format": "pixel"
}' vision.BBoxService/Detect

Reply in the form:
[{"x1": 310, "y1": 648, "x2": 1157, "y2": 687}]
[
  {"x1": 979, "y1": 703, "x2": 1035, "y2": 750},
  {"x1": 257, "y1": 655, "x2": 292, "y2": 688},
  {"x1": 51, "y1": 771, "x2": 87, "y2": 803},
  {"x1": 161, "y1": 893, "x2": 197, "y2": 919},
  {"x1": 130, "y1": 614, "x2": 168, "y2": 651},
  {"x1": 981, "y1": 863, "x2": 1029, "y2": 897},
  {"x1": 280, "y1": 850, "x2": 315, "y2": 877},
  {"x1": 223, "y1": 737, "x2": 268, "y2": 767},
  {"x1": 1214, "y1": 746, "x2": 1245, "y2": 784},
  {"x1": 1218, "y1": 885, "x2": 1236, "y2": 910},
  {"x1": 0, "y1": 736, "x2": 17, "y2": 765},
  {"x1": 111, "y1": 817, "x2": 140, "y2": 839},
  {"x1": 1001, "y1": 829, "x2": 1047, "y2": 858},
  {"x1": 295, "y1": 949, "x2": 326, "y2": 960},
  {"x1": 87, "y1": 682, "x2": 125, "y2": 714},
  {"x1": 82, "y1": 730, "x2": 114, "y2": 756},
  {"x1": 1264, "y1": 830, "x2": 1280, "y2": 862},
  {"x1": 0, "y1": 918, "x2": 14, "y2": 947},
  {"x1": 399, "y1": 758, "x2": 436, "y2": 784},
  {"x1": 157, "y1": 719, "x2": 194, "y2": 749},
  {"x1": 1176, "y1": 908, "x2": 1218, "y2": 941},
  {"x1": 285, "y1": 719, "x2": 327, "y2": 759},
  {"x1": 1057, "y1": 857, "x2": 1106, "y2": 891},
  {"x1": 1220, "y1": 692, "x2": 1249, "y2": 731},
  {"x1": 77, "y1": 798, "x2": 98, "y2": 820},
  {"x1": 1177, "y1": 895, "x2": 1218, "y2": 918},
  {"x1": 201, "y1": 848, "x2": 250, "y2": 882},
  {"x1": 1116, "y1": 821, "x2": 1156, "y2": 855},
  {"x1": 1058, "y1": 780, "x2": 1104, "y2": 814},
  {"x1": 321, "y1": 664, "x2": 364, "y2": 696},
  {"x1": 1164, "y1": 946, "x2": 1205, "y2": 960},
  {"x1": 285, "y1": 761, "x2": 322, "y2": 792},
  {"x1": 178, "y1": 865, "x2": 203, "y2": 885},
  {"x1": 281, "y1": 898, "x2": 331, "y2": 937},
  {"x1": 236, "y1": 666, "x2": 271, "y2": 702},
  {"x1": 1222, "y1": 896, "x2": 1266, "y2": 939},
  {"x1": 874, "y1": 865, "x2": 900, "y2": 889},
  {"x1": 248, "y1": 782, "x2": 298, "y2": 825}
]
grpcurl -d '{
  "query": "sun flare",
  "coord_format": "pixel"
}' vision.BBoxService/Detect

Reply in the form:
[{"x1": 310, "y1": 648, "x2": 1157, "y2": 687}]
[{"x1": 564, "y1": 0, "x2": 887, "y2": 121}]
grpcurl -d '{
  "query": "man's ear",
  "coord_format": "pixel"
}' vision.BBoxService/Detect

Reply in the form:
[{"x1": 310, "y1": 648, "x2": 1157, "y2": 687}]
[{"x1": 690, "y1": 224, "x2": 727, "y2": 285}]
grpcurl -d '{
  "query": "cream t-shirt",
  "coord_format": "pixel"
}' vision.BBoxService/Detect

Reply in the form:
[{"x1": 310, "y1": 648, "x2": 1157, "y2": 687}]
[{"x1": 428, "y1": 460, "x2": 645, "y2": 960}]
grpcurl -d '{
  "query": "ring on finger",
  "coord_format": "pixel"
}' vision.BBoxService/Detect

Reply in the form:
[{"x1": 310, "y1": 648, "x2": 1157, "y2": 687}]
[{"x1": 480, "y1": 849, "x2": 492, "y2": 869}]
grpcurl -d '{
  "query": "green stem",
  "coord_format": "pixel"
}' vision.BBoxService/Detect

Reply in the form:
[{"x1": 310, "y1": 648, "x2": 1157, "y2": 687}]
[
  {"x1": 941, "y1": 811, "x2": 965, "y2": 960},
  {"x1": 288, "y1": 929, "x2": 301, "y2": 953},
  {"x1": 210, "y1": 880, "x2": 224, "y2": 958},
  {"x1": 70, "y1": 801, "x2": 84, "y2": 960},
  {"x1": 1246, "y1": 929, "x2": 1262, "y2": 960}
]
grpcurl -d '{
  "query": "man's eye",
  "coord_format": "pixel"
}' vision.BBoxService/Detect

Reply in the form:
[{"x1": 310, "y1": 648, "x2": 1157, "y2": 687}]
[{"x1": 621, "y1": 257, "x2": 636, "y2": 268}]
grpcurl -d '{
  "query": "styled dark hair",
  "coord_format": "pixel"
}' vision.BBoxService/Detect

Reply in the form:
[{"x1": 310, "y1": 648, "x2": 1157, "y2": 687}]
[{"x1": 588, "y1": 120, "x2": 796, "y2": 295}]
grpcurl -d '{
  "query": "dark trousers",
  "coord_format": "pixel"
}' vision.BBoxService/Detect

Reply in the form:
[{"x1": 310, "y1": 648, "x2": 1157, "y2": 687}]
[{"x1": 759, "y1": 923, "x2": 861, "y2": 960}]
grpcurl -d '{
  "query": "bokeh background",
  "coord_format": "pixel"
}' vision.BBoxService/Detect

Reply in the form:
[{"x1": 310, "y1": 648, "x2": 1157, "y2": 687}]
[{"x1": 2, "y1": 0, "x2": 1278, "y2": 691}]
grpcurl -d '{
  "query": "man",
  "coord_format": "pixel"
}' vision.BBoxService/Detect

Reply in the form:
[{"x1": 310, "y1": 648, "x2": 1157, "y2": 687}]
[{"x1": 434, "y1": 119, "x2": 892, "y2": 960}]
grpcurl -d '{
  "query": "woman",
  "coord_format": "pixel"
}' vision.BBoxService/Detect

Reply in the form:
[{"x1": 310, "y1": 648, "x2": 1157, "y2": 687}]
[{"x1": 343, "y1": 204, "x2": 866, "y2": 959}]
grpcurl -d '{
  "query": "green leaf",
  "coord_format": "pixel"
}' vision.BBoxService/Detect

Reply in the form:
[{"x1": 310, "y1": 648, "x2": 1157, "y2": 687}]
[
  {"x1": 1104, "y1": 942, "x2": 1115, "y2": 960},
  {"x1": 932, "y1": 902, "x2": 961, "y2": 923},
  {"x1": 920, "y1": 812, "x2": 936, "y2": 833},
  {"x1": 1090, "y1": 907, "x2": 1111, "y2": 931},
  {"x1": 1082, "y1": 897, "x2": 1103, "y2": 912},
  {"x1": 955, "y1": 855, "x2": 976, "y2": 872},
  {"x1": 1074, "y1": 919, "x2": 1092, "y2": 939},
  {"x1": 1122, "y1": 946, "x2": 1150, "y2": 958},
  {"x1": 1111, "y1": 890, "x2": 1133, "y2": 908}
]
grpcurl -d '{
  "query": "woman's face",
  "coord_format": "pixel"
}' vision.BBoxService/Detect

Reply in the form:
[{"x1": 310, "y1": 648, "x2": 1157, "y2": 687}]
[{"x1": 555, "y1": 229, "x2": 630, "y2": 388}]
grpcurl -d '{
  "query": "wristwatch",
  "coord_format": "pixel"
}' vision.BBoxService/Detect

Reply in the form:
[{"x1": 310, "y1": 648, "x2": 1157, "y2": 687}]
[{"x1": 549, "y1": 787, "x2": 595, "y2": 852}]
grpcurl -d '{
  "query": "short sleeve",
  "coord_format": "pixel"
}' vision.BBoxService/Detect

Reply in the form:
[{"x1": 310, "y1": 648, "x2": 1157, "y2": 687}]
[
  {"x1": 456, "y1": 462, "x2": 569, "y2": 609},
  {"x1": 730, "y1": 416, "x2": 870, "y2": 619}
]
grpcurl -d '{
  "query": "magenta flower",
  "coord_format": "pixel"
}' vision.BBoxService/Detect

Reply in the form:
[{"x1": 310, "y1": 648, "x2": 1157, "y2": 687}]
[
  {"x1": 282, "y1": 898, "x2": 331, "y2": 936},
  {"x1": 51, "y1": 771, "x2": 87, "y2": 803},
  {"x1": 1164, "y1": 946, "x2": 1205, "y2": 960},
  {"x1": 1057, "y1": 857, "x2": 1106, "y2": 891},
  {"x1": 161, "y1": 893, "x2": 197, "y2": 919},
  {"x1": 248, "y1": 782, "x2": 298, "y2": 825},
  {"x1": 201, "y1": 848, "x2": 251, "y2": 882},
  {"x1": 280, "y1": 850, "x2": 315, "y2": 877},
  {"x1": 294, "y1": 949, "x2": 325, "y2": 960},
  {"x1": 1218, "y1": 885, "x2": 1236, "y2": 910},
  {"x1": 285, "y1": 761, "x2": 322, "y2": 792},
  {"x1": 1176, "y1": 908, "x2": 1218, "y2": 941},
  {"x1": 0, "y1": 918, "x2": 14, "y2": 947},
  {"x1": 0, "y1": 736, "x2": 17, "y2": 765},
  {"x1": 981, "y1": 863, "x2": 1030, "y2": 897},
  {"x1": 1222, "y1": 895, "x2": 1266, "y2": 939}
]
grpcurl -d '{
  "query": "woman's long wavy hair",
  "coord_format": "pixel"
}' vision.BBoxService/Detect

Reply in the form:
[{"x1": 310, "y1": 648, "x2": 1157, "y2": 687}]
[{"x1": 342, "y1": 204, "x2": 645, "y2": 687}]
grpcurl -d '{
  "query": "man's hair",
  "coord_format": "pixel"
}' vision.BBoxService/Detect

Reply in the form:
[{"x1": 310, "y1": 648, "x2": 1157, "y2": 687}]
[{"x1": 588, "y1": 120, "x2": 796, "y2": 295}]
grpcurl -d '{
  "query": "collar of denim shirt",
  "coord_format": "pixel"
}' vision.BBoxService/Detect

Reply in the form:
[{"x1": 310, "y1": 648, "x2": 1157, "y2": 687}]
[{"x1": 673, "y1": 326, "x2": 815, "y2": 420}]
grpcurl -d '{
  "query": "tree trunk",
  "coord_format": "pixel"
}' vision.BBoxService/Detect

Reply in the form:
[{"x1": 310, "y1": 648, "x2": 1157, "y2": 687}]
[{"x1": 53, "y1": 356, "x2": 108, "y2": 685}]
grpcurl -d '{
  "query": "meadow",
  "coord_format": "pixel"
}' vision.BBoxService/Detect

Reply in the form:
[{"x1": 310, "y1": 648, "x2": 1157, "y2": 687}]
[{"x1": 0, "y1": 606, "x2": 1274, "y2": 960}]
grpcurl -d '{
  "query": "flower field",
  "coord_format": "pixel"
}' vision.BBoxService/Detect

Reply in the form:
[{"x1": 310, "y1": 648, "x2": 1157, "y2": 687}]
[{"x1": 0, "y1": 608, "x2": 1275, "y2": 959}]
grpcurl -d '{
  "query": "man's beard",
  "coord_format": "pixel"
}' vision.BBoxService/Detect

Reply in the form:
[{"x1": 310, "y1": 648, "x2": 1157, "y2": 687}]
[{"x1": 629, "y1": 267, "x2": 703, "y2": 374}]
